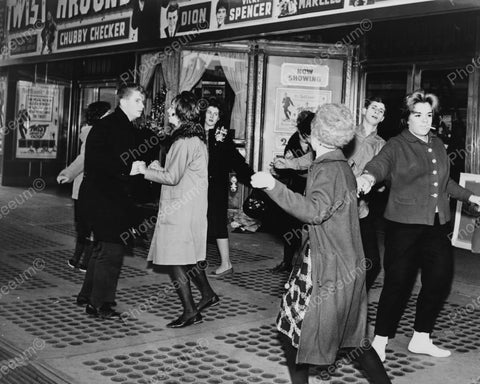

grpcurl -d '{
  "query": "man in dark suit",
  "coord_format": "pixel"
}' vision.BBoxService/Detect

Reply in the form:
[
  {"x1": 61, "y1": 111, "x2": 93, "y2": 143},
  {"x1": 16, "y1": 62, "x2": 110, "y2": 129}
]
[
  {"x1": 77, "y1": 83, "x2": 145, "y2": 319},
  {"x1": 131, "y1": 0, "x2": 160, "y2": 42},
  {"x1": 164, "y1": 2, "x2": 179, "y2": 38}
]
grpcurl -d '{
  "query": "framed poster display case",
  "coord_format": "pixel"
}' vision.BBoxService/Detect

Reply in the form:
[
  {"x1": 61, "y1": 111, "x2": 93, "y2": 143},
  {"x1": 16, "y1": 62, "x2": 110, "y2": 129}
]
[{"x1": 253, "y1": 40, "x2": 359, "y2": 171}]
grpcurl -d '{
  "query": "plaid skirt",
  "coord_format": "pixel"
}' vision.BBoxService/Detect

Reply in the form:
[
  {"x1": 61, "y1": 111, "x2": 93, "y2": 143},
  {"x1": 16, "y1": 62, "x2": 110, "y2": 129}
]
[{"x1": 276, "y1": 246, "x2": 313, "y2": 348}]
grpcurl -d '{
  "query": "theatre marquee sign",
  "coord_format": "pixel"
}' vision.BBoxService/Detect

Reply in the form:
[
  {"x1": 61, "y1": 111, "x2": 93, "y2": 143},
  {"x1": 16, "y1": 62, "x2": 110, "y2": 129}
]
[
  {"x1": 0, "y1": 0, "x2": 462, "y2": 62},
  {"x1": 1, "y1": 0, "x2": 135, "y2": 59}
]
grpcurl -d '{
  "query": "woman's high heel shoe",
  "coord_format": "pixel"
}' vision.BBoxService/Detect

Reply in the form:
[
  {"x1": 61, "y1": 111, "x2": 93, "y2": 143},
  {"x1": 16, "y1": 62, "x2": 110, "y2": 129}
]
[{"x1": 166, "y1": 313, "x2": 203, "y2": 328}]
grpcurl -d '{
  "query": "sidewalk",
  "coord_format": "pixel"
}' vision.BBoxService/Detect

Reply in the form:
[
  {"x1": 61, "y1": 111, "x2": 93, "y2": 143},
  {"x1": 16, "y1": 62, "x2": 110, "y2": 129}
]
[{"x1": 0, "y1": 186, "x2": 479, "y2": 384}]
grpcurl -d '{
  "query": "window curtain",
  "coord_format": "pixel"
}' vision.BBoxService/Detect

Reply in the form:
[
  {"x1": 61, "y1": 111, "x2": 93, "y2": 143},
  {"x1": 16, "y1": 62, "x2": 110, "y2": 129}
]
[
  {"x1": 179, "y1": 51, "x2": 213, "y2": 92},
  {"x1": 139, "y1": 51, "x2": 180, "y2": 127},
  {"x1": 139, "y1": 52, "x2": 160, "y2": 89},
  {"x1": 160, "y1": 51, "x2": 180, "y2": 126},
  {"x1": 218, "y1": 52, "x2": 248, "y2": 139}
]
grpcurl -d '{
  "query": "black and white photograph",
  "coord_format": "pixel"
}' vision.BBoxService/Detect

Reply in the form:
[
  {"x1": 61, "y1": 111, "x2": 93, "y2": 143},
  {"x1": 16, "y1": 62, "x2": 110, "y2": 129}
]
[{"x1": 0, "y1": 1, "x2": 480, "y2": 384}]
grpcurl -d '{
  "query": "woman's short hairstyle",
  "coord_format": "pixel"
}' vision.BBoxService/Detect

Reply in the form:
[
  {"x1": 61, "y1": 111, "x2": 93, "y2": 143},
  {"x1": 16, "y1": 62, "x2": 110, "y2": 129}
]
[
  {"x1": 311, "y1": 104, "x2": 355, "y2": 148},
  {"x1": 116, "y1": 83, "x2": 145, "y2": 100},
  {"x1": 172, "y1": 91, "x2": 199, "y2": 124},
  {"x1": 207, "y1": 98, "x2": 224, "y2": 120},
  {"x1": 401, "y1": 90, "x2": 439, "y2": 127},
  {"x1": 86, "y1": 101, "x2": 111, "y2": 124},
  {"x1": 296, "y1": 110, "x2": 315, "y2": 137}
]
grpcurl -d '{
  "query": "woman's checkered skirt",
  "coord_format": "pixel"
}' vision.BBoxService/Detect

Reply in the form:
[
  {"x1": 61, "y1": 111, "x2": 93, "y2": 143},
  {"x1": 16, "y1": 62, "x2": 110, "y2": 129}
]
[{"x1": 276, "y1": 247, "x2": 313, "y2": 348}]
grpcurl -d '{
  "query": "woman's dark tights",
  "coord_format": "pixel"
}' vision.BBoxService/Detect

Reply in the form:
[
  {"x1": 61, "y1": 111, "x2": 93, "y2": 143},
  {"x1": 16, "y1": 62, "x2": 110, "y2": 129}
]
[
  {"x1": 170, "y1": 262, "x2": 216, "y2": 319},
  {"x1": 187, "y1": 261, "x2": 216, "y2": 303},
  {"x1": 353, "y1": 345, "x2": 391, "y2": 384},
  {"x1": 170, "y1": 265, "x2": 196, "y2": 319}
]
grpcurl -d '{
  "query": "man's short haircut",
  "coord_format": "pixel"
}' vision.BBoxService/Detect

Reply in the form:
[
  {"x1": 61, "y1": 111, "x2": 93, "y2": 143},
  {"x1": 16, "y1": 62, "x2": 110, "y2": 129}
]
[
  {"x1": 364, "y1": 97, "x2": 385, "y2": 109},
  {"x1": 216, "y1": 0, "x2": 228, "y2": 12},
  {"x1": 167, "y1": 2, "x2": 179, "y2": 14},
  {"x1": 116, "y1": 83, "x2": 145, "y2": 100}
]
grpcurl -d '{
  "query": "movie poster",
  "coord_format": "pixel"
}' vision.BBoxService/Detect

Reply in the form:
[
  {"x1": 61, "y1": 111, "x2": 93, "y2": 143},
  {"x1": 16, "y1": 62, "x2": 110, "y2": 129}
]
[
  {"x1": 274, "y1": 88, "x2": 331, "y2": 133},
  {"x1": 15, "y1": 81, "x2": 60, "y2": 159}
]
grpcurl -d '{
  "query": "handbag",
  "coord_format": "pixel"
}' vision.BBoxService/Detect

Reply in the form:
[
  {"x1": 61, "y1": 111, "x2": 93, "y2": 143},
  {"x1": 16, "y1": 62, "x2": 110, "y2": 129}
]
[{"x1": 242, "y1": 189, "x2": 269, "y2": 220}]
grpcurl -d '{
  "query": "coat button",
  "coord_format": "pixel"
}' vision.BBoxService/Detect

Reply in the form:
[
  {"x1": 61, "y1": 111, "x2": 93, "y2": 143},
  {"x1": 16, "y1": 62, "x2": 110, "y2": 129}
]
[
  {"x1": 433, "y1": 170, "x2": 437, "y2": 175},
  {"x1": 432, "y1": 193, "x2": 438, "y2": 198},
  {"x1": 428, "y1": 148, "x2": 433, "y2": 152},
  {"x1": 432, "y1": 159, "x2": 437, "y2": 163},
  {"x1": 434, "y1": 182, "x2": 438, "y2": 186}
]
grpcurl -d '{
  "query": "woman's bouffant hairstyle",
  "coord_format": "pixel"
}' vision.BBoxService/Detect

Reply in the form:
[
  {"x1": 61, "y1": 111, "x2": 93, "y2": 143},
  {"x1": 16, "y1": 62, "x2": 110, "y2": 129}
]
[
  {"x1": 400, "y1": 90, "x2": 439, "y2": 128},
  {"x1": 172, "y1": 91, "x2": 200, "y2": 124},
  {"x1": 171, "y1": 91, "x2": 206, "y2": 143},
  {"x1": 86, "y1": 101, "x2": 111, "y2": 125},
  {"x1": 296, "y1": 110, "x2": 315, "y2": 137},
  {"x1": 311, "y1": 104, "x2": 355, "y2": 148}
]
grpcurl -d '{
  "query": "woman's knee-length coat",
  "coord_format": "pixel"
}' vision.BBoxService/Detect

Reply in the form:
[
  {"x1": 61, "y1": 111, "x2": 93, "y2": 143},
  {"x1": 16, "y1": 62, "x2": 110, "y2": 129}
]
[
  {"x1": 207, "y1": 128, "x2": 253, "y2": 238},
  {"x1": 146, "y1": 136, "x2": 208, "y2": 265},
  {"x1": 266, "y1": 149, "x2": 367, "y2": 365}
]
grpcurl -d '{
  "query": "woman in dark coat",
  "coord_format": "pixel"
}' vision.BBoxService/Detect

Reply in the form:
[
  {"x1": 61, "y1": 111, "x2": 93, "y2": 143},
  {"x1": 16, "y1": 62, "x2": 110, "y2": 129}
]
[
  {"x1": 271, "y1": 110, "x2": 314, "y2": 273},
  {"x1": 252, "y1": 103, "x2": 390, "y2": 384},
  {"x1": 203, "y1": 99, "x2": 254, "y2": 277}
]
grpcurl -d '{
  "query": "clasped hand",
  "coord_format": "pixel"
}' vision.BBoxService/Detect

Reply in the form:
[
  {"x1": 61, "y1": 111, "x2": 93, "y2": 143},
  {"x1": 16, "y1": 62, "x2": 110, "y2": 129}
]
[
  {"x1": 130, "y1": 160, "x2": 164, "y2": 175},
  {"x1": 251, "y1": 171, "x2": 276, "y2": 190},
  {"x1": 356, "y1": 174, "x2": 375, "y2": 196},
  {"x1": 56, "y1": 174, "x2": 69, "y2": 184},
  {"x1": 468, "y1": 195, "x2": 480, "y2": 209}
]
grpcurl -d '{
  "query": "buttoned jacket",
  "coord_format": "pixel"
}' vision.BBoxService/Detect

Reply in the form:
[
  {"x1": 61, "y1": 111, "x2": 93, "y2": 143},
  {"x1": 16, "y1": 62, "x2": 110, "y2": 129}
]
[{"x1": 364, "y1": 129, "x2": 472, "y2": 225}]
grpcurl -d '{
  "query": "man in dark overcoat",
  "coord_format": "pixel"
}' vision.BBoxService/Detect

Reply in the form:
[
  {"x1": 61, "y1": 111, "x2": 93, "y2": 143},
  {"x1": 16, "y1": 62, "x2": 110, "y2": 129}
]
[{"x1": 77, "y1": 83, "x2": 145, "y2": 319}]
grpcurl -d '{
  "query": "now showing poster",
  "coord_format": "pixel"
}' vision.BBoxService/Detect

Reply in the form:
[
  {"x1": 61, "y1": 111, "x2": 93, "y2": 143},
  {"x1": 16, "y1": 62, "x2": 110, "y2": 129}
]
[{"x1": 15, "y1": 81, "x2": 59, "y2": 159}]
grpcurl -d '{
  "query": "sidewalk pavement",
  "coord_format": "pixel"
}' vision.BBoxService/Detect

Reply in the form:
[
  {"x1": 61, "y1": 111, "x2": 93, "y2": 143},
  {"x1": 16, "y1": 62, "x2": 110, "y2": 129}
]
[{"x1": 0, "y1": 186, "x2": 479, "y2": 384}]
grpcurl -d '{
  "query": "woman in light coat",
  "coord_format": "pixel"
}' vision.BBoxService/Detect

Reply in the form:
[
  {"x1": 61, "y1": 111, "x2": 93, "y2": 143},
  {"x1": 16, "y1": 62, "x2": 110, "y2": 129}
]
[
  {"x1": 252, "y1": 104, "x2": 390, "y2": 384},
  {"x1": 133, "y1": 91, "x2": 218, "y2": 328}
]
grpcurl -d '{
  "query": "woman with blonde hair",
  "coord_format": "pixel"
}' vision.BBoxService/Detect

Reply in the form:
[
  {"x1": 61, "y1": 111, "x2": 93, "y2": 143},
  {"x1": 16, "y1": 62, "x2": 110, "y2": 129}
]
[{"x1": 252, "y1": 103, "x2": 390, "y2": 383}]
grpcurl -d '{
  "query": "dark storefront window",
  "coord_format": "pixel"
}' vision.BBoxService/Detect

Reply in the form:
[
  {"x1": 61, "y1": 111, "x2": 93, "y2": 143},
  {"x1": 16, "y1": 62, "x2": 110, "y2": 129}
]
[
  {"x1": 366, "y1": 71, "x2": 408, "y2": 140},
  {"x1": 421, "y1": 69, "x2": 468, "y2": 182}
]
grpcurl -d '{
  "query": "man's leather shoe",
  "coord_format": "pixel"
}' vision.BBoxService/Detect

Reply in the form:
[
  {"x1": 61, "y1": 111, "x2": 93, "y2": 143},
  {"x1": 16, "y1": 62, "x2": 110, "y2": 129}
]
[
  {"x1": 85, "y1": 304, "x2": 98, "y2": 316},
  {"x1": 167, "y1": 313, "x2": 203, "y2": 328},
  {"x1": 197, "y1": 295, "x2": 220, "y2": 312},
  {"x1": 98, "y1": 306, "x2": 122, "y2": 319},
  {"x1": 86, "y1": 304, "x2": 121, "y2": 319},
  {"x1": 76, "y1": 296, "x2": 89, "y2": 306}
]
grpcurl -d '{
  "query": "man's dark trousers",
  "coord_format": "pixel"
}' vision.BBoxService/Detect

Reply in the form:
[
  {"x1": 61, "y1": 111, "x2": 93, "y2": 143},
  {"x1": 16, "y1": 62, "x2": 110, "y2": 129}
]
[{"x1": 79, "y1": 241, "x2": 124, "y2": 307}]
